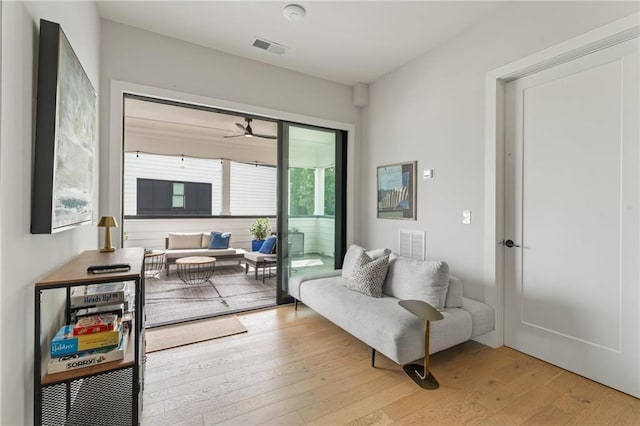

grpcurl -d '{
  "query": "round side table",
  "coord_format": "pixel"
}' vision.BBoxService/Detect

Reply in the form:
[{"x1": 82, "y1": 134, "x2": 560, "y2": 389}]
[
  {"x1": 176, "y1": 256, "x2": 216, "y2": 285},
  {"x1": 144, "y1": 250, "x2": 166, "y2": 278}
]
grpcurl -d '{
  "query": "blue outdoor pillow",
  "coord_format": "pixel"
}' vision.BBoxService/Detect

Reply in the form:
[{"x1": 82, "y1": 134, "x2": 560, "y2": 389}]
[
  {"x1": 209, "y1": 232, "x2": 231, "y2": 249},
  {"x1": 258, "y1": 235, "x2": 277, "y2": 254}
]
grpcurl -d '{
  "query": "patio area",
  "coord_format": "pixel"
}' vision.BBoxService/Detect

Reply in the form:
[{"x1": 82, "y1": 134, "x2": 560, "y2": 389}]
[{"x1": 144, "y1": 253, "x2": 334, "y2": 328}]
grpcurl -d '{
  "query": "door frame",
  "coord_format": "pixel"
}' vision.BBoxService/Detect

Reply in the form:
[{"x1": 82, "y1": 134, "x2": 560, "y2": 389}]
[
  {"x1": 276, "y1": 122, "x2": 348, "y2": 304},
  {"x1": 483, "y1": 13, "x2": 639, "y2": 348},
  {"x1": 106, "y1": 80, "x2": 356, "y2": 251}
]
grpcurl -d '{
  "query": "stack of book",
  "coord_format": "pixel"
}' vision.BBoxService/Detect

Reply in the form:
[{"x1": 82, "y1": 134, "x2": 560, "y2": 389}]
[{"x1": 47, "y1": 282, "x2": 132, "y2": 374}]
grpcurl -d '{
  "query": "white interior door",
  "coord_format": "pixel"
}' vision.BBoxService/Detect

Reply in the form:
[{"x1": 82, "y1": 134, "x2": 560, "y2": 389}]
[{"x1": 504, "y1": 37, "x2": 639, "y2": 397}]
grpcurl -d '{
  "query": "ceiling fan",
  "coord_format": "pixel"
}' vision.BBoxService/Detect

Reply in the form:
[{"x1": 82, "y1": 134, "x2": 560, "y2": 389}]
[{"x1": 224, "y1": 118, "x2": 277, "y2": 140}]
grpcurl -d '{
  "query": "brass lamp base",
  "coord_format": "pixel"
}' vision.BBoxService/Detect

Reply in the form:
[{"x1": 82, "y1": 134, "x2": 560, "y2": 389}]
[
  {"x1": 99, "y1": 221, "x2": 116, "y2": 253},
  {"x1": 402, "y1": 364, "x2": 439, "y2": 390}
]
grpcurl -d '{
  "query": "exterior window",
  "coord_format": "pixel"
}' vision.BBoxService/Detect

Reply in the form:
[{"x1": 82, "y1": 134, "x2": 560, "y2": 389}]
[
  {"x1": 136, "y1": 178, "x2": 211, "y2": 216},
  {"x1": 289, "y1": 168, "x2": 315, "y2": 215},
  {"x1": 324, "y1": 166, "x2": 335, "y2": 216},
  {"x1": 172, "y1": 183, "x2": 185, "y2": 208}
]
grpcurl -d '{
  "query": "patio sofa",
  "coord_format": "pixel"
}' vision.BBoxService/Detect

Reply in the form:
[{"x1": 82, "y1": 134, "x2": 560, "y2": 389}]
[
  {"x1": 164, "y1": 232, "x2": 247, "y2": 273},
  {"x1": 289, "y1": 244, "x2": 494, "y2": 366}
]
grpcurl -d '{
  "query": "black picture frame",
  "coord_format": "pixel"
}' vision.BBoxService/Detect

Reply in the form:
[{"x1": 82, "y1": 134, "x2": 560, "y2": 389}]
[
  {"x1": 32, "y1": 20, "x2": 97, "y2": 234},
  {"x1": 377, "y1": 161, "x2": 417, "y2": 220}
]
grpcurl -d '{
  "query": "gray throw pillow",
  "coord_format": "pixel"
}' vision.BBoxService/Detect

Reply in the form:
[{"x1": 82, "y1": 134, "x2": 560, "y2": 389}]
[
  {"x1": 341, "y1": 244, "x2": 392, "y2": 278},
  {"x1": 346, "y1": 251, "x2": 390, "y2": 298},
  {"x1": 341, "y1": 244, "x2": 365, "y2": 278},
  {"x1": 382, "y1": 256, "x2": 450, "y2": 309},
  {"x1": 445, "y1": 276, "x2": 464, "y2": 308}
]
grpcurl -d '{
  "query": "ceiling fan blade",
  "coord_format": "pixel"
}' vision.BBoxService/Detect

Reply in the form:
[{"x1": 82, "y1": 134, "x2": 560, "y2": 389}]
[
  {"x1": 224, "y1": 134, "x2": 244, "y2": 138},
  {"x1": 252, "y1": 133, "x2": 278, "y2": 140},
  {"x1": 235, "y1": 123, "x2": 247, "y2": 132}
]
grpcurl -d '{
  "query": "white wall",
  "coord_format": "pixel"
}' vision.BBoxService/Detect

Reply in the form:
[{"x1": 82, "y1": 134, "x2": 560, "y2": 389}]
[
  {"x1": 289, "y1": 217, "x2": 335, "y2": 256},
  {"x1": 123, "y1": 152, "x2": 224, "y2": 215},
  {"x1": 100, "y1": 19, "x2": 360, "y2": 247},
  {"x1": 0, "y1": 2, "x2": 100, "y2": 425},
  {"x1": 361, "y1": 2, "x2": 639, "y2": 303}
]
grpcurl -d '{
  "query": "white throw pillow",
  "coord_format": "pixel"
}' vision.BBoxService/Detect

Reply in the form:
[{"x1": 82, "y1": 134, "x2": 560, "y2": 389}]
[
  {"x1": 445, "y1": 276, "x2": 464, "y2": 308},
  {"x1": 167, "y1": 233, "x2": 202, "y2": 250},
  {"x1": 345, "y1": 251, "x2": 390, "y2": 298},
  {"x1": 382, "y1": 256, "x2": 450, "y2": 309}
]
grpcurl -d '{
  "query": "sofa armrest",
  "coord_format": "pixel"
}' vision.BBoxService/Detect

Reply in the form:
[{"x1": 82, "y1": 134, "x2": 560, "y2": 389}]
[
  {"x1": 462, "y1": 297, "x2": 495, "y2": 337},
  {"x1": 289, "y1": 270, "x2": 342, "y2": 300}
]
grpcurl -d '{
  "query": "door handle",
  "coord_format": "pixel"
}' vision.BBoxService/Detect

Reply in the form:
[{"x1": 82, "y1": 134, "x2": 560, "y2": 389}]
[{"x1": 502, "y1": 239, "x2": 520, "y2": 248}]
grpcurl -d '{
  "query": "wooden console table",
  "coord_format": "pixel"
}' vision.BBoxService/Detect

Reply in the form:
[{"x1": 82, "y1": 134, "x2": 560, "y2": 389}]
[{"x1": 34, "y1": 248, "x2": 145, "y2": 425}]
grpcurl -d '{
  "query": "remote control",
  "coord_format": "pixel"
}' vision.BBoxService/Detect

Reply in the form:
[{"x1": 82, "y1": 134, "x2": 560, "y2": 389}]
[{"x1": 87, "y1": 263, "x2": 131, "y2": 274}]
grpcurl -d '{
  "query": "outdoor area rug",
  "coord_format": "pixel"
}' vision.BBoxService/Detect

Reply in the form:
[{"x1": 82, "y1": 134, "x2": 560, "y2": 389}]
[
  {"x1": 145, "y1": 315, "x2": 247, "y2": 352},
  {"x1": 145, "y1": 264, "x2": 276, "y2": 327}
]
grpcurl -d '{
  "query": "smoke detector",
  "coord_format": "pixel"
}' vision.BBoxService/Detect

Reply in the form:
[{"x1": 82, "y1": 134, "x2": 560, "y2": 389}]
[{"x1": 283, "y1": 4, "x2": 306, "y2": 21}]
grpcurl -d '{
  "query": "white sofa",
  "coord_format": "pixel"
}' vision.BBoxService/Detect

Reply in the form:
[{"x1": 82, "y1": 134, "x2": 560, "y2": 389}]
[
  {"x1": 164, "y1": 232, "x2": 247, "y2": 273},
  {"x1": 289, "y1": 245, "x2": 494, "y2": 366}
]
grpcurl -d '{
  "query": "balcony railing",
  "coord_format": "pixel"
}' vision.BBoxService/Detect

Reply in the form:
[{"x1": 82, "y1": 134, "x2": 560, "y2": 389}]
[{"x1": 122, "y1": 216, "x2": 334, "y2": 258}]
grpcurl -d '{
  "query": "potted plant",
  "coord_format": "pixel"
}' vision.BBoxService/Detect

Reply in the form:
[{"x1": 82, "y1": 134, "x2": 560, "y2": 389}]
[{"x1": 249, "y1": 218, "x2": 271, "y2": 251}]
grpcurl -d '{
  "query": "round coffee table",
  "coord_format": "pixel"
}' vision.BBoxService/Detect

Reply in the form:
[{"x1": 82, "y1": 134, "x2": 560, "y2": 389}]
[
  {"x1": 176, "y1": 256, "x2": 216, "y2": 285},
  {"x1": 144, "y1": 250, "x2": 166, "y2": 278}
]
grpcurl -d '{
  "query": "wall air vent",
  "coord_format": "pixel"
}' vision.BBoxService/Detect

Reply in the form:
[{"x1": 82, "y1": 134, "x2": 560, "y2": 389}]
[
  {"x1": 399, "y1": 229, "x2": 426, "y2": 260},
  {"x1": 252, "y1": 38, "x2": 287, "y2": 55}
]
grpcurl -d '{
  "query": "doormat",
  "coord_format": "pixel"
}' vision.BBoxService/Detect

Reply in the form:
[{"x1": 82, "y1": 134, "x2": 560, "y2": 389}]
[{"x1": 145, "y1": 315, "x2": 247, "y2": 353}]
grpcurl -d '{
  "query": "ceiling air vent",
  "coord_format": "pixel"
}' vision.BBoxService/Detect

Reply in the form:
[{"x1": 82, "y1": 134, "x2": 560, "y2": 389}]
[{"x1": 252, "y1": 38, "x2": 287, "y2": 55}]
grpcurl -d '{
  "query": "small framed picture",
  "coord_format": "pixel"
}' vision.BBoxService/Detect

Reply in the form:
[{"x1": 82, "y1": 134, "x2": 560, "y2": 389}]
[{"x1": 377, "y1": 161, "x2": 417, "y2": 220}]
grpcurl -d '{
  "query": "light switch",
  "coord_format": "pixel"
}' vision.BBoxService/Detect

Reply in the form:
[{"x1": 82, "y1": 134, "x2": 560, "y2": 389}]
[
  {"x1": 423, "y1": 169, "x2": 434, "y2": 180},
  {"x1": 462, "y1": 210, "x2": 471, "y2": 225}
]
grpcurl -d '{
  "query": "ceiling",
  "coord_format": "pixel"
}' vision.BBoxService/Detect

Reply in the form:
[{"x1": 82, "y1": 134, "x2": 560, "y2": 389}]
[
  {"x1": 97, "y1": 1, "x2": 504, "y2": 85},
  {"x1": 124, "y1": 97, "x2": 336, "y2": 168}
]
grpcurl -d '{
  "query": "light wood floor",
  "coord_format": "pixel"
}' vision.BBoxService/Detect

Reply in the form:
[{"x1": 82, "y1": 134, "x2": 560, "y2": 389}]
[{"x1": 142, "y1": 306, "x2": 640, "y2": 425}]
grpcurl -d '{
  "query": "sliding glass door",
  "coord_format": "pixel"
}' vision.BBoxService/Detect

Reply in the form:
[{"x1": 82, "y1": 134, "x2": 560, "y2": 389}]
[{"x1": 276, "y1": 123, "x2": 347, "y2": 304}]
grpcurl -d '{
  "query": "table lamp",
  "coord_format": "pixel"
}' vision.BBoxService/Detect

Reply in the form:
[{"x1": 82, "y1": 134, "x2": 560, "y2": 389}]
[{"x1": 98, "y1": 216, "x2": 118, "y2": 252}]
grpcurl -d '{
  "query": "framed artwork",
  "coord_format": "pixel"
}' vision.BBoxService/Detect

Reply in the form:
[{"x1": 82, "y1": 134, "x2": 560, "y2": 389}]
[
  {"x1": 377, "y1": 161, "x2": 417, "y2": 220},
  {"x1": 32, "y1": 20, "x2": 97, "y2": 234}
]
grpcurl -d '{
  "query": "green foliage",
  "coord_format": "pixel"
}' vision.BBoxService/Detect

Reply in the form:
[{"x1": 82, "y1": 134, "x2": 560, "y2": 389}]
[
  {"x1": 289, "y1": 168, "x2": 315, "y2": 215},
  {"x1": 324, "y1": 167, "x2": 335, "y2": 216},
  {"x1": 249, "y1": 217, "x2": 271, "y2": 240}
]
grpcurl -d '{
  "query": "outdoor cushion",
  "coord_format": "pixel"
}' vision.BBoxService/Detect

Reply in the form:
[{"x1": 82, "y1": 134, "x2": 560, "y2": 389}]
[
  {"x1": 244, "y1": 251, "x2": 270, "y2": 263},
  {"x1": 168, "y1": 233, "x2": 202, "y2": 250},
  {"x1": 209, "y1": 232, "x2": 231, "y2": 249},
  {"x1": 165, "y1": 248, "x2": 236, "y2": 259},
  {"x1": 259, "y1": 235, "x2": 277, "y2": 254}
]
